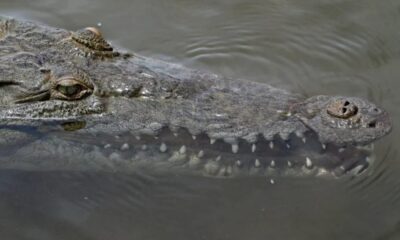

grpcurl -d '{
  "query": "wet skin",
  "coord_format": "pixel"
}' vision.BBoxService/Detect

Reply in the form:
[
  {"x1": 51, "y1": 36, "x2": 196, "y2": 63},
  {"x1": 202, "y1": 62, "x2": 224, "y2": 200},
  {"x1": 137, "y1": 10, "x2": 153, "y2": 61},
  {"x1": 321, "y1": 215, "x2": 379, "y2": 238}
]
[{"x1": 0, "y1": 16, "x2": 392, "y2": 178}]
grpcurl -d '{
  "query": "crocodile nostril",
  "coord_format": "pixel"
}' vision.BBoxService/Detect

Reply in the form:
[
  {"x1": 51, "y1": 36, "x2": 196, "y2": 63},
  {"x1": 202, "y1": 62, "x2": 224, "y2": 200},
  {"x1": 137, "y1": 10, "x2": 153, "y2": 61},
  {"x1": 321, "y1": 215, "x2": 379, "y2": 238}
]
[
  {"x1": 368, "y1": 121, "x2": 377, "y2": 128},
  {"x1": 327, "y1": 99, "x2": 359, "y2": 119},
  {"x1": 372, "y1": 108, "x2": 381, "y2": 114}
]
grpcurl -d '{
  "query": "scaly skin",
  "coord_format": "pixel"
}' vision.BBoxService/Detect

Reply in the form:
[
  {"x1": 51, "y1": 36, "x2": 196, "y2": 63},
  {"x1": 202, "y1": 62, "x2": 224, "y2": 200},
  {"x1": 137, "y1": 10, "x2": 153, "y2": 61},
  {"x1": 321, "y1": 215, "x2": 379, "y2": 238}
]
[{"x1": 0, "y1": 16, "x2": 392, "y2": 178}]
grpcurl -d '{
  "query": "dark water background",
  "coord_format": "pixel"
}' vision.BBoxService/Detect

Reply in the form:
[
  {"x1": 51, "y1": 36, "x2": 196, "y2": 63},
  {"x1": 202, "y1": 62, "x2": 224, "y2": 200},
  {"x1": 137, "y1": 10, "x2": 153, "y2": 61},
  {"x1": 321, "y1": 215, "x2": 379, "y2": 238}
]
[{"x1": 0, "y1": 0, "x2": 399, "y2": 239}]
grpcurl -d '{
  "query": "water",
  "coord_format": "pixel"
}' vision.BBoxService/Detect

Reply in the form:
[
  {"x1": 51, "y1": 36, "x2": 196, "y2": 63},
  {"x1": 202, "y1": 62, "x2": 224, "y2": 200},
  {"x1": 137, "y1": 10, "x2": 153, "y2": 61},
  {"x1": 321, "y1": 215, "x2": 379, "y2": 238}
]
[{"x1": 0, "y1": 0, "x2": 399, "y2": 239}]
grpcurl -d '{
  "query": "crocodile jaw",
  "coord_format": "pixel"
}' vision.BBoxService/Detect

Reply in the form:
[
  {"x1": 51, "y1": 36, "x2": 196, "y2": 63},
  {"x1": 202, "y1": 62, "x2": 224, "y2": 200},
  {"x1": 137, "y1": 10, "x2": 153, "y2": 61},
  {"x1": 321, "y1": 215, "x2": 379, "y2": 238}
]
[{"x1": 0, "y1": 125, "x2": 375, "y2": 178}]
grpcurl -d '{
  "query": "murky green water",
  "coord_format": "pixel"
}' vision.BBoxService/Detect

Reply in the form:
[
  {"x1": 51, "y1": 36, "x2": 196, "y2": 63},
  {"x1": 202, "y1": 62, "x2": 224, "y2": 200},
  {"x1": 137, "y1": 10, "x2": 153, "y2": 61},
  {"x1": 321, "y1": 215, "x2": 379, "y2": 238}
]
[{"x1": 0, "y1": 0, "x2": 399, "y2": 239}]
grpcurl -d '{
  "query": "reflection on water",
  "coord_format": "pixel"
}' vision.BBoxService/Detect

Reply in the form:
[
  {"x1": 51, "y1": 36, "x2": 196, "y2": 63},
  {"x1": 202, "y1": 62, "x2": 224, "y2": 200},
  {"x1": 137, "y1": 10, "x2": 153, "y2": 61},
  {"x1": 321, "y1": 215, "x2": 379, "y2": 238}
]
[{"x1": 0, "y1": 0, "x2": 399, "y2": 239}]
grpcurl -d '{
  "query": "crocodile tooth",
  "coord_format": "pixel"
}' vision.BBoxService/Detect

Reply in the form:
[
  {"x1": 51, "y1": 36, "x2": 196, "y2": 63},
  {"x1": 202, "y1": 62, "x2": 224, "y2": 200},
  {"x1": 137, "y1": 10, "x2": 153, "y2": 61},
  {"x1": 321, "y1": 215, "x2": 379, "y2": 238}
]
[
  {"x1": 286, "y1": 143, "x2": 290, "y2": 149},
  {"x1": 232, "y1": 144, "x2": 239, "y2": 154},
  {"x1": 317, "y1": 168, "x2": 328, "y2": 176},
  {"x1": 179, "y1": 145, "x2": 186, "y2": 154},
  {"x1": 210, "y1": 138, "x2": 216, "y2": 144},
  {"x1": 204, "y1": 161, "x2": 219, "y2": 175},
  {"x1": 188, "y1": 155, "x2": 201, "y2": 167},
  {"x1": 198, "y1": 150, "x2": 204, "y2": 158},
  {"x1": 218, "y1": 167, "x2": 227, "y2": 176},
  {"x1": 321, "y1": 143, "x2": 326, "y2": 150},
  {"x1": 351, "y1": 165, "x2": 365, "y2": 174},
  {"x1": 173, "y1": 133, "x2": 178, "y2": 137},
  {"x1": 254, "y1": 159, "x2": 261, "y2": 168},
  {"x1": 269, "y1": 141, "x2": 274, "y2": 149},
  {"x1": 104, "y1": 144, "x2": 111, "y2": 149},
  {"x1": 141, "y1": 144, "x2": 147, "y2": 150},
  {"x1": 270, "y1": 179, "x2": 275, "y2": 184},
  {"x1": 218, "y1": 166, "x2": 232, "y2": 177},
  {"x1": 306, "y1": 157, "x2": 313, "y2": 168},
  {"x1": 270, "y1": 160, "x2": 276, "y2": 168},
  {"x1": 109, "y1": 152, "x2": 121, "y2": 161},
  {"x1": 192, "y1": 135, "x2": 196, "y2": 140},
  {"x1": 251, "y1": 144, "x2": 256, "y2": 153},
  {"x1": 215, "y1": 155, "x2": 221, "y2": 161},
  {"x1": 159, "y1": 143, "x2": 167, "y2": 153},
  {"x1": 226, "y1": 166, "x2": 233, "y2": 175},
  {"x1": 120, "y1": 143, "x2": 129, "y2": 151},
  {"x1": 279, "y1": 132, "x2": 290, "y2": 141},
  {"x1": 236, "y1": 160, "x2": 242, "y2": 167},
  {"x1": 302, "y1": 137, "x2": 306, "y2": 143},
  {"x1": 154, "y1": 136, "x2": 159, "y2": 140},
  {"x1": 288, "y1": 161, "x2": 292, "y2": 167},
  {"x1": 135, "y1": 135, "x2": 141, "y2": 141},
  {"x1": 296, "y1": 131, "x2": 304, "y2": 138},
  {"x1": 366, "y1": 156, "x2": 373, "y2": 163},
  {"x1": 338, "y1": 148, "x2": 345, "y2": 153}
]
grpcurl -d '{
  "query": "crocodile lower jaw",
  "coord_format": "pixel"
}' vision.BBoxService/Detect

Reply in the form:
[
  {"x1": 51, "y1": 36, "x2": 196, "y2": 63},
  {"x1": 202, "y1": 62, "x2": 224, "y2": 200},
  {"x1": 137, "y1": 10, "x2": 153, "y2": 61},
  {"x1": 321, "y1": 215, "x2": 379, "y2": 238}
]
[{"x1": 1, "y1": 126, "x2": 375, "y2": 179}]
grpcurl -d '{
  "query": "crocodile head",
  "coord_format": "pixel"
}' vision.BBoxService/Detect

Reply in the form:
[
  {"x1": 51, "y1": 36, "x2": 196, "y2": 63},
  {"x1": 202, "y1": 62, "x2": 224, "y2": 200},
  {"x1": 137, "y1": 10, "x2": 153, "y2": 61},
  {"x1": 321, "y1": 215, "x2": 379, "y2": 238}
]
[
  {"x1": 0, "y1": 17, "x2": 392, "y2": 178},
  {"x1": 293, "y1": 95, "x2": 391, "y2": 146}
]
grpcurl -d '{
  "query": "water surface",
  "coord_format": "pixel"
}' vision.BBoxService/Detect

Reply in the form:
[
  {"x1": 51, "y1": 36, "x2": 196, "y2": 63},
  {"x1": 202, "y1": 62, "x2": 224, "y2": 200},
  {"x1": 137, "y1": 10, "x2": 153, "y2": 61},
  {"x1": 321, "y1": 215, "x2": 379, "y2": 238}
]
[{"x1": 0, "y1": 0, "x2": 399, "y2": 239}]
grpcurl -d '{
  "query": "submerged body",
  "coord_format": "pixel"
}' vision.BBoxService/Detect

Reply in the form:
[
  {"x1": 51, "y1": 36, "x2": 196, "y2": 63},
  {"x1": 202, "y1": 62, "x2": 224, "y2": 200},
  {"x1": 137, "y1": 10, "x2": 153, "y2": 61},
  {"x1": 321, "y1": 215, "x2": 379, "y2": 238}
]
[{"x1": 0, "y1": 16, "x2": 391, "y2": 178}]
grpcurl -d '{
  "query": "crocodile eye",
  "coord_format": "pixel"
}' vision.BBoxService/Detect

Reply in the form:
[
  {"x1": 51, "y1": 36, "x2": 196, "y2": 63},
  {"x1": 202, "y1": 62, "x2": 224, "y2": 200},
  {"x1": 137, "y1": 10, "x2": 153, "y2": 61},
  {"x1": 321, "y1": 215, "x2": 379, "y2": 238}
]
[
  {"x1": 52, "y1": 77, "x2": 93, "y2": 100},
  {"x1": 57, "y1": 84, "x2": 81, "y2": 96}
]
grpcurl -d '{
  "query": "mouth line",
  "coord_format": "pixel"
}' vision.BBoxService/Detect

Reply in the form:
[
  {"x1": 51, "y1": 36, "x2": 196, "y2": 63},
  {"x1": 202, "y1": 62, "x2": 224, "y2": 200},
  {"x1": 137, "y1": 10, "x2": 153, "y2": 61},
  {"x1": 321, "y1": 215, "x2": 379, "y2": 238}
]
[
  {"x1": 0, "y1": 118, "x2": 376, "y2": 178},
  {"x1": 47, "y1": 126, "x2": 375, "y2": 178}
]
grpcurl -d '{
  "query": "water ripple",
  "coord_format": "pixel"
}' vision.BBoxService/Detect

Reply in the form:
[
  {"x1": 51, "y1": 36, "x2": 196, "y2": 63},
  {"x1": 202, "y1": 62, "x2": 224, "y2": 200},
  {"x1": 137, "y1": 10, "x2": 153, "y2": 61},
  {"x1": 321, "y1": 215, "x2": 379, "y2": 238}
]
[
  {"x1": 344, "y1": 142, "x2": 400, "y2": 208},
  {"x1": 179, "y1": 0, "x2": 391, "y2": 90}
]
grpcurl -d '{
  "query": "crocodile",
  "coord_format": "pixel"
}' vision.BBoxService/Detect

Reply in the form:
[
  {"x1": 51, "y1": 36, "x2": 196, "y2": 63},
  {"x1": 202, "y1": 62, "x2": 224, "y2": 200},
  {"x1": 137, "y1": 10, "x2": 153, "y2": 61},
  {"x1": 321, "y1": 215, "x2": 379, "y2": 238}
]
[{"x1": 0, "y1": 16, "x2": 392, "y2": 178}]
